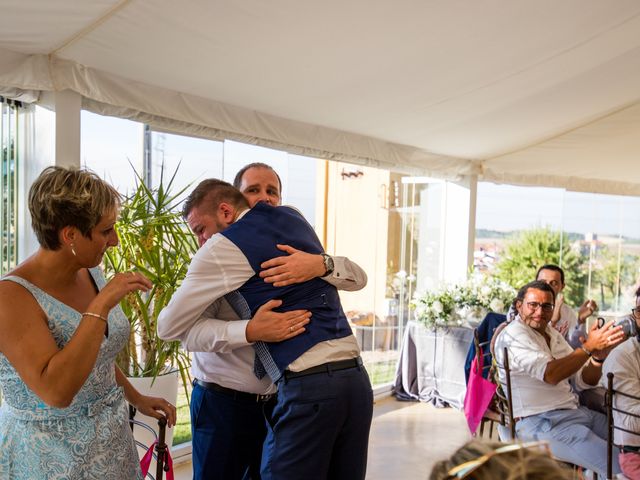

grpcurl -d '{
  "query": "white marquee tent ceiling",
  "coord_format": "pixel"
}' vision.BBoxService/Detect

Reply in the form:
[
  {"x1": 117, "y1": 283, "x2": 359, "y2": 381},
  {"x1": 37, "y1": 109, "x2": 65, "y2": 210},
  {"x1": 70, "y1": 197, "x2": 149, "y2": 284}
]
[{"x1": 1, "y1": 0, "x2": 640, "y2": 194}]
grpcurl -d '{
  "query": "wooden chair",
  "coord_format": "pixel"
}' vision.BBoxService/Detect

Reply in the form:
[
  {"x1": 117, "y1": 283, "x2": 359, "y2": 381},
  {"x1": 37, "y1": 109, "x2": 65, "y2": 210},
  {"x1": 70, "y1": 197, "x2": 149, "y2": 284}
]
[
  {"x1": 472, "y1": 327, "x2": 517, "y2": 441},
  {"x1": 605, "y1": 372, "x2": 640, "y2": 480},
  {"x1": 493, "y1": 346, "x2": 517, "y2": 441},
  {"x1": 129, "y1": 405, "x2": 170, "y2": 480}
]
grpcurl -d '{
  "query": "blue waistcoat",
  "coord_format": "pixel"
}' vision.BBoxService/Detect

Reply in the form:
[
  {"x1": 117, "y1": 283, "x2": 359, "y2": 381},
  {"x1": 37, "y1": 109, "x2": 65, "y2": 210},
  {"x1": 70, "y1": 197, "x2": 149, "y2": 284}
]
[{"x1": 221, "y1": 202, "x2": 352, "y2": 380}]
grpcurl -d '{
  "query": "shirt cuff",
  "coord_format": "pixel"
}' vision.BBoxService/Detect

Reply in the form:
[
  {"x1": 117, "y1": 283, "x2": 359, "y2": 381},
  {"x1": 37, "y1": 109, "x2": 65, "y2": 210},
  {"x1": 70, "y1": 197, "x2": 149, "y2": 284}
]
[
  {"x1": 227, "y1": 320, "x2": 252, "y2": 347},
  {"x1": 331, "y1": 256, "x2": 351, "y2": 281}
]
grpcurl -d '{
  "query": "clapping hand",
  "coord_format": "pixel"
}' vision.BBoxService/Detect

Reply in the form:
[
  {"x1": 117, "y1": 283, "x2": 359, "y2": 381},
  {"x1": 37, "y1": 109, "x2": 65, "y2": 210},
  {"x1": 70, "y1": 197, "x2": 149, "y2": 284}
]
[
  {"x1": 582, "y1": 319, "x2": 625, "y2": 360},
  {"x1": 578, "y1": 299, "x2": 598, "y2": 323}
]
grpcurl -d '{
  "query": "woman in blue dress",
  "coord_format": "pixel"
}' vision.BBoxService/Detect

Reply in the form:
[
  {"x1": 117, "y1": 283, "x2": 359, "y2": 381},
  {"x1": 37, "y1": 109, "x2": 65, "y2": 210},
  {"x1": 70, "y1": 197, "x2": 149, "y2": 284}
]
[{"x1": 0, "y1": 166, "x2": 177, "y2": 479}]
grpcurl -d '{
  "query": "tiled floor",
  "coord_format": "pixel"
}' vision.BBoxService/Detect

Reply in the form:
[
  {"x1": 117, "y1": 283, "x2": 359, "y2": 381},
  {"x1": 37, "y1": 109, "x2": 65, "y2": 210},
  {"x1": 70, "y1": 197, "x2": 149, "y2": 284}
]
[{"x1": 172, "y1": 396, "x2": 471, "y2": 479}]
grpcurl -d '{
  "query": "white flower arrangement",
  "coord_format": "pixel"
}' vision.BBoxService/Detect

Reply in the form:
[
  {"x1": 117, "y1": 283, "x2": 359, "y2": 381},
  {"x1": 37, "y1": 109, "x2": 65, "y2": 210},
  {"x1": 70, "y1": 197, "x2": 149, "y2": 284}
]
[
  {"x1": 412, "y1": 284, "x2": 462, "y2": 329},
  {"x1": 412, "y1": 277, "x2": 516, "y2": 329}
]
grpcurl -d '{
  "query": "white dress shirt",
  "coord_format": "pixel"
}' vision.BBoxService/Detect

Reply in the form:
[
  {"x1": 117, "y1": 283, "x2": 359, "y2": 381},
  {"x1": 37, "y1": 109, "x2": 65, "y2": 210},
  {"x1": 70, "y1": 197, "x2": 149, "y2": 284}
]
[
  {"x1": 494, "y1": 318, "x2": 591, "y2": 418},
  {"x1": 158, "y1": 212, "x2": 367, "y2": 394},
  {"x1": 602, "y1": 338, "x2": 640, "y2": 446}
]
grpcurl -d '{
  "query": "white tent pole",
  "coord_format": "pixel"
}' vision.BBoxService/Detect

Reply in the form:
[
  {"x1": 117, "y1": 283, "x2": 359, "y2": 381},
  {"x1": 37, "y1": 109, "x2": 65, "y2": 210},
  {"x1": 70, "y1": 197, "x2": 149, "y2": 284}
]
[
  {"x1": 466, "y1": 175, "x2": 478, "y2": 276},
  {"x1": 54, "y1": 89, "x2": 81, "y2": 168}
]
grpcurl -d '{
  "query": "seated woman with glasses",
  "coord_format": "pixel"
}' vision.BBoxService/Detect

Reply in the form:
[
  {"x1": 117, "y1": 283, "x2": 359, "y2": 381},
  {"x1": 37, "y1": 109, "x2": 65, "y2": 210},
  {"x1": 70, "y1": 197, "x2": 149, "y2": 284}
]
[{"x1": 429, "y1": 440, "x2": 574, "y2": 479}]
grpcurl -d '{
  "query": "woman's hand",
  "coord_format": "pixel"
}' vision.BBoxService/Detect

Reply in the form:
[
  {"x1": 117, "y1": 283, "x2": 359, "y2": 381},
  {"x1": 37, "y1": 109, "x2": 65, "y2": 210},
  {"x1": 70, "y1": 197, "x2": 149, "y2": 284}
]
[
  {"x1": 92, "y1": 272, "x2": 153, "y2": 312},
  {"x1": 132, "y1": 394, "x2": 177, "y2": 427}
]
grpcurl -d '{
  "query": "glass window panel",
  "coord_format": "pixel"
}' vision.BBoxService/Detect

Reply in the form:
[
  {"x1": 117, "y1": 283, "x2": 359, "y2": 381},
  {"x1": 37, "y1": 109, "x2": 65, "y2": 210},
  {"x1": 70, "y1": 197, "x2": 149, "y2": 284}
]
[
  {"x1": 475, "y1": 182, "x2": 640, "y2": 315},
  {"x1": 149, "y1": 131, "x2": 223, "y2": 204},
  {"x1": 81, "y1": 111, "x2": 144, "y2": 194},
  {"x1": 322, "y1": 163, "x2": 436, "y2": 387},
  {"x1": 0, "y1": 100, "x2": 19, "y2": 277}
]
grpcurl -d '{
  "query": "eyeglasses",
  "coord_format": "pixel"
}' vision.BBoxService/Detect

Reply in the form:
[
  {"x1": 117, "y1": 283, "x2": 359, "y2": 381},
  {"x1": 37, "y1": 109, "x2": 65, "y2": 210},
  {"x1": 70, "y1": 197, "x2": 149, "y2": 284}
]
[
  {"x1": 525, "y1": 301, "x2": 554, "y2": 313},
  {"x1": 446, "y1": 441, "x2": 551, "y2": 479},
  {"x1": 632, "y1": 308, "x2": 640, "y2": 317}
]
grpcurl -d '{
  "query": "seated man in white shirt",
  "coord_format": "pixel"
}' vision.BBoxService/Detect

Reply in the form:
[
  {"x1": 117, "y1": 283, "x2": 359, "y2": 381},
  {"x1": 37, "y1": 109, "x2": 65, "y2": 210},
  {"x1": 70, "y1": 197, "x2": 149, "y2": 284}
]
[
  {"x1": 602, "y1": 285, "x2": 640, "y2": 479},
  {"x1": 494, "y1": 280, "x2": 624, "y2": 477}
]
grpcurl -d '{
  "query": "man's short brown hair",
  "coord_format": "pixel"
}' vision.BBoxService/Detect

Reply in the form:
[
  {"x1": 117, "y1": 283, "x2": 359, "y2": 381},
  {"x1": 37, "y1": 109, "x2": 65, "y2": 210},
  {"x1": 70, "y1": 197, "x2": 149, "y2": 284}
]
[{"x1": 182, "y1": 179, "x2": 249, "y2": 219}]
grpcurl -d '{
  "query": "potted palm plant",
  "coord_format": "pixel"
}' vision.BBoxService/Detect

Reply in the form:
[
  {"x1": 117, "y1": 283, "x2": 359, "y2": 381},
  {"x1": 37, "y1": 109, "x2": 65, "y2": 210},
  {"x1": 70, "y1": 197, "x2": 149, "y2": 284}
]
[{"x1": 103, "y1": 166, "x2": 197, "y2": 446}]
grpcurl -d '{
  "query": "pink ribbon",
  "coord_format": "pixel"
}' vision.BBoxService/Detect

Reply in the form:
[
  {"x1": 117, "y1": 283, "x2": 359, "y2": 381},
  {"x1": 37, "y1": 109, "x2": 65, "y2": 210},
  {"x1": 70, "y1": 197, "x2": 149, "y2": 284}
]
[{"x1": 140, "y1": 440, "x2": 174, "y2": 480}]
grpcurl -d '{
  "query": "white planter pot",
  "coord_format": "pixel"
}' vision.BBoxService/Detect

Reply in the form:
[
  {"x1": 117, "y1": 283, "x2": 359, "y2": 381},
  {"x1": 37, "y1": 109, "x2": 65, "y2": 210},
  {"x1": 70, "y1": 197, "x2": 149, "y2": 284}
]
[{"x1": 127, "y1": 371, "x2": 179, "y2": 459}]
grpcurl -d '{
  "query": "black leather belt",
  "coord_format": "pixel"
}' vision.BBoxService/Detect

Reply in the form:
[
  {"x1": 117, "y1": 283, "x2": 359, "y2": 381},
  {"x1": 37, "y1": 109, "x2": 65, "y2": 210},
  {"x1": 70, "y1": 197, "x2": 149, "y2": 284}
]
[
  {"x1": 193, "y1": 379, "x2": 274, "y2": 403},
  {"x1": 283, "y1": 356, "x2": 363, "y2": 380},
  {"x1": 621, "y1": 445, "x2": 640, "y2": 453}
]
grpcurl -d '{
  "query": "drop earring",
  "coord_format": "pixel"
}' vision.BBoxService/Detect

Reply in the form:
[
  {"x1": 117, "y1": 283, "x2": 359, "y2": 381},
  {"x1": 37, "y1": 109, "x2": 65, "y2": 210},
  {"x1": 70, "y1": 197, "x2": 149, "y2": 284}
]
[{"x1": 70, "y1": 243, "x2": 77, "y2": 257}]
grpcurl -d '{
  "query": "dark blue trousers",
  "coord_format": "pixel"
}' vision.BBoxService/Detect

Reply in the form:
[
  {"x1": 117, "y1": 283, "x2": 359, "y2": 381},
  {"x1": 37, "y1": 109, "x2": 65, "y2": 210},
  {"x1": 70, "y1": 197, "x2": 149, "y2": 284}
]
[
  {"x1": 191, "y1": 382, "x2": 273, "y2": 480},
  {"x1": 260, "y1": 364, "x2": 374, "y2": 480}
]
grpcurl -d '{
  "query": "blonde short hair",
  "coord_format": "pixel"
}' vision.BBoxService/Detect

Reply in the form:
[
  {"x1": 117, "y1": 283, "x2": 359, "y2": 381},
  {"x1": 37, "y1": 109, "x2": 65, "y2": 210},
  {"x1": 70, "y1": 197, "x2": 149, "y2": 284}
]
[
  {"x1": 29, "y1": 166, "x2": 121, "y2": 250},
  {"x1": 429, "y1": 440, "x2": 573, "y2": 480}
]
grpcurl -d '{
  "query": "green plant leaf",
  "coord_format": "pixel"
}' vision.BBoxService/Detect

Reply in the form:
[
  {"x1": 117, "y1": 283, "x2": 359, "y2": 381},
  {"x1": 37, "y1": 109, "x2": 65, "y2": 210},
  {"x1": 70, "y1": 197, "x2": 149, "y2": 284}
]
[{"x1": 103, "y1": 163, "x2": 197, "y2": 397}]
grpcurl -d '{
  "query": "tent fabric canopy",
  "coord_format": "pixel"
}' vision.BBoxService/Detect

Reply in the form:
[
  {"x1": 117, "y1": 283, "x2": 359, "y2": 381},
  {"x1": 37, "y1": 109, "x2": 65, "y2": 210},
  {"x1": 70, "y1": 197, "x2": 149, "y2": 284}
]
[{"x1": 2, "y1": 0, "x2": 640, "y2": 194}]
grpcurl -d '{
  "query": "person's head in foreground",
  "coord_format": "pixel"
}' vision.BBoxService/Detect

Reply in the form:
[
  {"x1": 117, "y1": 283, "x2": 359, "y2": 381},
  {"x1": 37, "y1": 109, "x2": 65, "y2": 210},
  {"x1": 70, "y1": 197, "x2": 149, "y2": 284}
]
[{"x1": 429, "y1": 440, "x2": 574, "y2": 480}]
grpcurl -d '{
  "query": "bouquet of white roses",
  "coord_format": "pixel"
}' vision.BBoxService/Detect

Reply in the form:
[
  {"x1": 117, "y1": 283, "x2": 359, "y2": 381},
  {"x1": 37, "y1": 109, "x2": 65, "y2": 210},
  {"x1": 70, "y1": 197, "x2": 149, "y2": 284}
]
[
  {"x1": 411, "y1": 284, "x2": 462, "y2": 329},
  {"x1": 464, "y1": 276, "x2": 516, "y2": 313},
  {"x1": 412, "y1": 276, "x2": 516, "y2": 329}
]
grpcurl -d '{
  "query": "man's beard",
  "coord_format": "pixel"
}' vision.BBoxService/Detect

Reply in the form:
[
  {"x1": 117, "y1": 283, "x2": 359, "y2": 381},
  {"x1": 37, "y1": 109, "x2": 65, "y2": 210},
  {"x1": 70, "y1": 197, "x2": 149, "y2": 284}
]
[{"x1": 522, "y1": 313, "x2": 546, "y2": 330}]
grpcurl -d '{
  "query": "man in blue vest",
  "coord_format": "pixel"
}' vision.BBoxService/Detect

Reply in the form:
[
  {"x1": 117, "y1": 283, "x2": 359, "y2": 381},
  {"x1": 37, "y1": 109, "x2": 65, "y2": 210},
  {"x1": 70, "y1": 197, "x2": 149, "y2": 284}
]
[{"x1": 159, "y1": 178, "x2": 373, "y2": 480}]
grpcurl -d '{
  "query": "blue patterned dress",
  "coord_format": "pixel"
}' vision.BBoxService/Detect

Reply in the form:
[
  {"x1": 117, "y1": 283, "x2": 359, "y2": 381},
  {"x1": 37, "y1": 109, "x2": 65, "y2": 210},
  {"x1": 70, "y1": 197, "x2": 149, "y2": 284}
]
[{"x1": 0, "y1": 268, "x2": 142, "y2": 480}]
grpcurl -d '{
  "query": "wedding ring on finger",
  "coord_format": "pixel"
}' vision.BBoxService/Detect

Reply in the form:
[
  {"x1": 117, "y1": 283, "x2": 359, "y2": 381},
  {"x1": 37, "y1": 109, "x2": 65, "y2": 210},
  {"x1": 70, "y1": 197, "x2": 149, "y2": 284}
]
[{"x1": 289, "y1": 326, "x2": 293, "y2": 333}]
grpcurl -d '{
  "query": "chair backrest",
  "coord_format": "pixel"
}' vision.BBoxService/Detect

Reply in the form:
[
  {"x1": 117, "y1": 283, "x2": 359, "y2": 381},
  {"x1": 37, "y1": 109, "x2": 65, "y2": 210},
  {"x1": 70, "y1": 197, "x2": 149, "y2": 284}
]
[
  {"x1": 489, "y1": 321, "x2": 509, "y2": 360},
  {"x1": 605, "y1": 372, "x2": 640, "y2": 479},
  {"x1": 465, "y1": 312, "x2": 507, "y2": 383},
  {"x1": 473, "y1": 329, "x2": 493, "y2": 378},
  {"x1": 494, "y1": 346, "x2": 517, "y2": 441},
  {"x1": 129, "y1": 405, "x2": 169, "y2": 480}
]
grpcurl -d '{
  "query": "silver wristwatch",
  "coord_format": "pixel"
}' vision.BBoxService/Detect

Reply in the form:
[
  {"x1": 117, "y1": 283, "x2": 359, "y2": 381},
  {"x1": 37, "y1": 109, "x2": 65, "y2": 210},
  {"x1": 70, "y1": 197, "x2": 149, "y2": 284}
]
[{"x1": 321, "y1": 253, "x2": 334, "y2": 277}]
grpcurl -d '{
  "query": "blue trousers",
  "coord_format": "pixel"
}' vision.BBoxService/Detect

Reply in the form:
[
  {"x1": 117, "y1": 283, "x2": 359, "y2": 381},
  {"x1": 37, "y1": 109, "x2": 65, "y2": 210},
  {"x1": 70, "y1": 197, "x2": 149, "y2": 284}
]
[
  {"x1": 190, "y1": 382, "x2": 274, "y2": 480},
  {"x1": 260, "y1": 364, "x2": 374, "y2": 480},
  {"x1": 515, "y1": 406, "x2": 621, "y2": 476}
]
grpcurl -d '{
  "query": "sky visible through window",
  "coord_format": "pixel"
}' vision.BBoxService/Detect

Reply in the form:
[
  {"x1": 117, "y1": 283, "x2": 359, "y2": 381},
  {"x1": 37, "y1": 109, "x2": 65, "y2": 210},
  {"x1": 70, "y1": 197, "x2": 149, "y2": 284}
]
[
  {"x1": 81, "y1": 110, "x2": 640, "y2": 241},
  {"x1": 80, "y1": 111, "x2": 317, "y2": 226},
  {"x1": 477, "y1": 182, "x2": 640, "y2": 240}
]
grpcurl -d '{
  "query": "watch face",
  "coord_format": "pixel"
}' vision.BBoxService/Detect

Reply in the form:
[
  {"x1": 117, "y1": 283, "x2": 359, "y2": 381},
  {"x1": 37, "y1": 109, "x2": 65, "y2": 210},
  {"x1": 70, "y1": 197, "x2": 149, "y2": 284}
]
[
  {"x1": 326, "y1": 256, "x2": 334, "y2": 271},
  {"x1": 323, "y1": 254, "x2": 334, "y2": 274}
]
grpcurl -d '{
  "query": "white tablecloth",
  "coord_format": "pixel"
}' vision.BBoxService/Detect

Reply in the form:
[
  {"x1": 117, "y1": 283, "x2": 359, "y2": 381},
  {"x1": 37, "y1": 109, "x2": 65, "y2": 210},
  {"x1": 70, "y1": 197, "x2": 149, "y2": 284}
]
[{"x1": 392, "y1": 321, "x2": 474, "y2": 409}]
